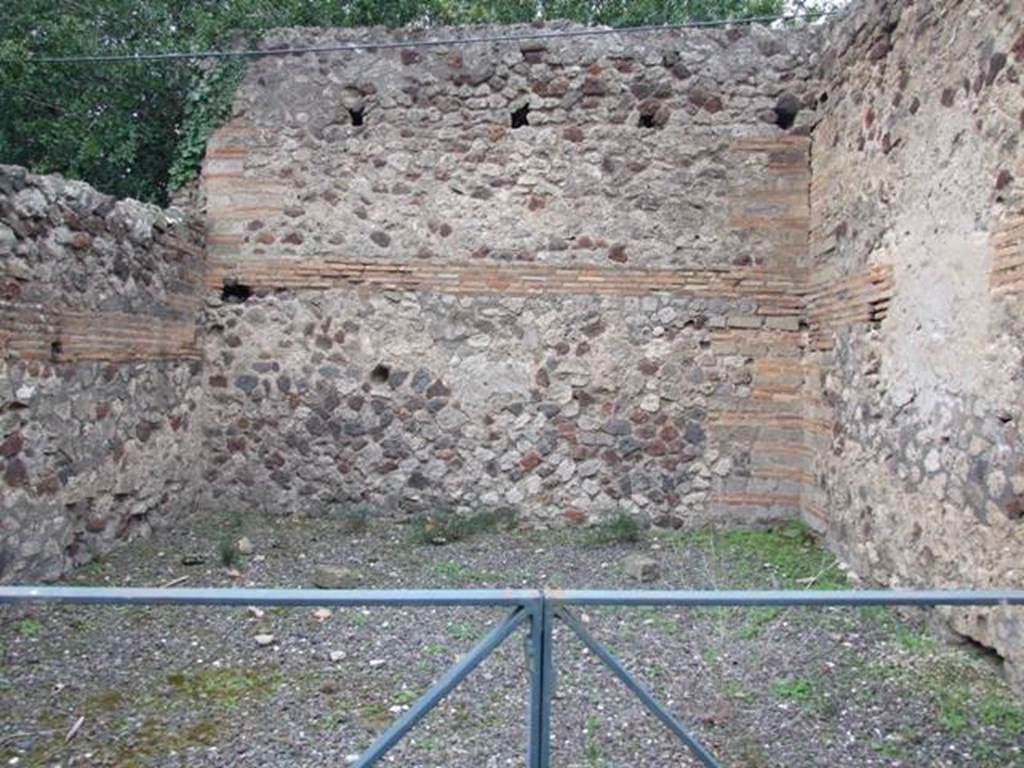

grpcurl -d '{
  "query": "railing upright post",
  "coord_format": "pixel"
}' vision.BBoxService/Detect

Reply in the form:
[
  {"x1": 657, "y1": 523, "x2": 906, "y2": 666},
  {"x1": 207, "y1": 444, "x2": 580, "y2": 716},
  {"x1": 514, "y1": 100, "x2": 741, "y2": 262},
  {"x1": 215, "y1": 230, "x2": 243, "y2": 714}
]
[{"x1": 527, "y1": 594, "x2": 553, "y2": 768}]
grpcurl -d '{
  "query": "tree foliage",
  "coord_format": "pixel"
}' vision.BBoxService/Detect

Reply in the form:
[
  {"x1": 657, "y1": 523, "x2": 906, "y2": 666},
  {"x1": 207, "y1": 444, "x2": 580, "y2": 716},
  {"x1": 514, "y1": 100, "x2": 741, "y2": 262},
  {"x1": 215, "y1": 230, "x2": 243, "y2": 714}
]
[{"x1": 0, "y1": 0, "x2": 821, "y2": 205}]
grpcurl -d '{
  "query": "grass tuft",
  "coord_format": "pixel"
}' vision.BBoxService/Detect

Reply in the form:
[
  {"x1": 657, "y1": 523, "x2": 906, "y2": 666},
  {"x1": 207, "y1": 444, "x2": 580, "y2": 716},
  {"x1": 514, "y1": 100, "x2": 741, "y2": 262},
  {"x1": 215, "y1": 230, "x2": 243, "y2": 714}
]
[
  {"x1": 15, "y1": 619, "x2": 42, "y2": 639},
  {"x1": 166, "y1": 667, "x2": 280, "y2": 710},
  {"x1": 217, "y1": 537, "x2": 241, "y2": 568},
  {"x1": 585, "y1": 509, "x2": 643, "y2": 547},
  {"x1": 332, "y1": 503, "x2": 370, "y2": 535},
  {"x1": 584, "y1": 713, "x2": 608, "y2": 767},
  {"x1": 771, "y1": 676, "x2": 815, "y2": 702},
  {"x1": 408, "y1": 504, "x2": 516, "y2": 546}
]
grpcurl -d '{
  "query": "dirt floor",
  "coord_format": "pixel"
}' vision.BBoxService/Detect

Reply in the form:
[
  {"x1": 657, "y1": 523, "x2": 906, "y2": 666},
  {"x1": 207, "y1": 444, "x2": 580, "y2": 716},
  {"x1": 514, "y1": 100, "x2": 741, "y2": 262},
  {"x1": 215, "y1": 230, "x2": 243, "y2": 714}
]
[{"x1": 1, "y1": 510, "x2": 1022, "y2": 768}]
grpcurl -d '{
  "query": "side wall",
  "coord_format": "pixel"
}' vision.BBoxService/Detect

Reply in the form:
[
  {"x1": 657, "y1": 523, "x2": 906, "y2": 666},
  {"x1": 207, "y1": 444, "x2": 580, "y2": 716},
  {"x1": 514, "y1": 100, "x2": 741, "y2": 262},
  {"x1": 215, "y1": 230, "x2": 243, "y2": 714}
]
[
  {"x1": 806, "y1": 0, "x2": 1024, "y2": 680},
  {"x1": 0, "y1": 167, "x2": 205, "y2": 580},
  {"x1": 200, "y1": 23, "x2": 821, "y2": 524}
]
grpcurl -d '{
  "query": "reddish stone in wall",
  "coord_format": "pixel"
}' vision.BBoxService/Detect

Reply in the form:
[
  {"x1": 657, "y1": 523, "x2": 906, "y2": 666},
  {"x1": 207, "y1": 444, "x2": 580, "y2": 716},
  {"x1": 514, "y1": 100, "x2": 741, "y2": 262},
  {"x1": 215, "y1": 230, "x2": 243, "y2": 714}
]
[
  {"x1": 0, "y1": 432, "x2": 23, "y2": 459},
  {"x1": 1012, "y1": 33, "x2": 1024, "y2": 63},
  {"x1": 563, "y1": 508, "x2": 586, "y2": 524},
  {"x1": 69, "y1": 232, "x2": 92, "y2": 250},
  {"x1": 35, "y1": 473, "x2": 61, "y2": 495},
  {"x1": 520, "y1": 451, "x2": 541, "y2": 472},
  {"x1": 520, "y1": 42, "x2": 546, "y2": 64},
  {"x1": 637, "y1": 359, "x2": 659, "y2": 376},
  {"x1": 3, "y1": 458, "x2": 28, "y2": 488},
  {"x1": 562, "y1": 126, "x2": 584, "y2": 143}
]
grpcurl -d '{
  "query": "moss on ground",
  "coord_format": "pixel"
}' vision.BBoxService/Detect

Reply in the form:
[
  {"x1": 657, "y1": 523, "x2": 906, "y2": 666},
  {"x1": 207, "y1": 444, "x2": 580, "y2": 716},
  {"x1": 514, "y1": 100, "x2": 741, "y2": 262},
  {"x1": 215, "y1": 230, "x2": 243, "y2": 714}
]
[
  {"x1": 662, "y1": 520, "x2": 849, "y2": 589},
  {"x1": 165, "y1": 665, "x2": 282, "y2": 709},
  {"x1": 2, "y1": 664, "x2": 283, "y2": 767}
]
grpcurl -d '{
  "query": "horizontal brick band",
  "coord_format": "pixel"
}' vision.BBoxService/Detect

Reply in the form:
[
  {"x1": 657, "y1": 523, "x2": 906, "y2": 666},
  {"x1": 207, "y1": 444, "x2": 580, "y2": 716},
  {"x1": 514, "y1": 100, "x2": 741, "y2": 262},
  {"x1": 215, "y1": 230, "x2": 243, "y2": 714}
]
[
  {"x1": 710, "y1": 493, "x2": 802, "y2": 510},
  {"x1": 0, "y1": 299, "x2": 200, "y2": 362},
  {"x1": 803, "y1": 264, "x2": 894, "y2": 350},
  {"x1": 207, "y1": 257, "x2": 806, "y2": 311}
]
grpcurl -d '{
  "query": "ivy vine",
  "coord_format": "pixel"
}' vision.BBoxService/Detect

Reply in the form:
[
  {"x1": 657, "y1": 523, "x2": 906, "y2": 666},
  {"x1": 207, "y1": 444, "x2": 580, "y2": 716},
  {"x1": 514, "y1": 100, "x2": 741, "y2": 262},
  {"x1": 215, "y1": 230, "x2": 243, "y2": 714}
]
[{"x1": 167, "y1": 60, "x2": 246, "y2": 193}]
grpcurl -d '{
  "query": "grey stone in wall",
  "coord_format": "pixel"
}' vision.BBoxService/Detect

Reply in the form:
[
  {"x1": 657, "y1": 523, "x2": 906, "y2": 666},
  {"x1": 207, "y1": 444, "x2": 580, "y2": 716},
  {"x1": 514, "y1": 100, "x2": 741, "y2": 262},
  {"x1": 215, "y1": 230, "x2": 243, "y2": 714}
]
[{"x1": 198, "y1": 289, "x2": 776, "y2": 527}]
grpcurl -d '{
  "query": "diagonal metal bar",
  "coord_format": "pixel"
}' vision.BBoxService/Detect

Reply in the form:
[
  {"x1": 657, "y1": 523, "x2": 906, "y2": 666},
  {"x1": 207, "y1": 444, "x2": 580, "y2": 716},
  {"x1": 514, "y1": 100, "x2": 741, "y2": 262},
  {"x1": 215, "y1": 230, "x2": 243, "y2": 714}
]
[
  {"x1": 353, "y1": 606, "x2": 529, "y2": 768},
  {"x1": 556, "y1": 607, "x2": 721, "y2": 768}
]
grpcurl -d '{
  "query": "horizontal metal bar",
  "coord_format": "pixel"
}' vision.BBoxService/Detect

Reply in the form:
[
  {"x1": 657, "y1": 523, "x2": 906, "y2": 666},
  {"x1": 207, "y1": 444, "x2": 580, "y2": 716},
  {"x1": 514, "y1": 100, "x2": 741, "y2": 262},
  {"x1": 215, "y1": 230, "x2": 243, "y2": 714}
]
[
  {"x1": 0, "y1": 586, "x2": 542, "y2": 608},
  {"x1": 4, "y1": 587, "x2": 1022, "y2": 610},
  {"x1": 354, "y1": 607, "x2": 529, "y2": 768},
  {"x1": 547, "y1": 589, "x2": 1024, "y2": 607},
  {"x1": 558, "y1": 607, "x2": 720, "y2": 768}
]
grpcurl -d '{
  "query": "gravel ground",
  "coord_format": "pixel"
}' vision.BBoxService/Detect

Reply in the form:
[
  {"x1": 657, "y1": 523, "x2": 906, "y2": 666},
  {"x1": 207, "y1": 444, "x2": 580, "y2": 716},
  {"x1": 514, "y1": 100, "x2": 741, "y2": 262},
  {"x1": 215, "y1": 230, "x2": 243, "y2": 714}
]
[{"x1": 1, "y1": 512, "x2": 1022, "y2": 768}]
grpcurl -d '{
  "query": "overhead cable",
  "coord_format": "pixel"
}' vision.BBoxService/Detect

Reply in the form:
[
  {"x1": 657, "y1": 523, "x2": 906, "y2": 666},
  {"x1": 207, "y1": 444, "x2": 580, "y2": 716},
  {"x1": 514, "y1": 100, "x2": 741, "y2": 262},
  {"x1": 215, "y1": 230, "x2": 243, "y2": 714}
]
[{"x1": 12, "y1": 11, "x2": 841, "y2": 65}]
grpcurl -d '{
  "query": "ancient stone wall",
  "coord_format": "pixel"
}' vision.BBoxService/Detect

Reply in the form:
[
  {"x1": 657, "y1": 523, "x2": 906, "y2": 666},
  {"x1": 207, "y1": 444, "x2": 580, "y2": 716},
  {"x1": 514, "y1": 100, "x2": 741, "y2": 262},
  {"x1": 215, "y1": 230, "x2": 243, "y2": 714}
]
[
  {"x1": 4, "y1": 2, "x2": 1024, "y2": 685},
  {"x1": 806, "y1": 0, "x2": 1024, "y2": 681},
  {"x1": 0, "y1": 166, "x2": 205, "y2": 580},
  {"x1": 200, "y1": 23, "x2": 821, "y2": 524}
]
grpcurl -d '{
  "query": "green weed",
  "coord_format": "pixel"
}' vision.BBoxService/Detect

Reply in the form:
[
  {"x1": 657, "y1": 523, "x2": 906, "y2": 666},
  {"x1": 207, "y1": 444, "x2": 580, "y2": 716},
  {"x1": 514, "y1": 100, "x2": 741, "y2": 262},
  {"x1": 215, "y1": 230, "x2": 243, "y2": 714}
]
[
  {"x1": 723, "y1": 679, "x2": 754, "y2": 702},
  {"x1": 332, "y1": 503, "x2": 370, "y2": 534},
  {"x1": 166, "y1": 666, "x2": 280, "y2": 710},
  {"x1": 666, "y1": 521, "x2": 847, "y2": 589},
  {"x1": 771, "y1": 676, "x2": 815, "y2": 702},
  {"x1": 872, "y1": 739, "x2": 906, "y2": 759},
  {"x1": 701, "y1": 647, "x2": 721, "y2": 667},
  {"x1": 16, "y1": 618, "x2": 42, "y2": 638},
  {"x1": 445, "y1": 621, "x2": 482, "y2": 643},
  {"x1": 978, "y1": 695, "x2": 1024, "y2": 736},
  {"x1": 737, "y1": 606, "x2": 782, "y2": 640},
  {"x1": 359, "y1": 702, "x2": 391, "y2": 728},
  {"x1": 432, "y1": 560, "x2": 468, "y2": 583},
  {"x1": 893, "y1": 623, "x2": 939, "y2": 656},
  {"x1": 584, "y1": 714, "x2": 607, "y2": 767},
  {"x1": 634, "y1": 605, "x2": 679, "y2": 636},
  {"x1": 585, "y1": 510, "x2": 643, "y2": 547},
  {"x1": 408, "y1": 504, "x2": 516, "y2": 546},
  {"x1": 393, "y1": 688, "x2": 421, "y2": 706},
  {"x1": 217, "y1": 537, "x2": 241, "y2": 568}
]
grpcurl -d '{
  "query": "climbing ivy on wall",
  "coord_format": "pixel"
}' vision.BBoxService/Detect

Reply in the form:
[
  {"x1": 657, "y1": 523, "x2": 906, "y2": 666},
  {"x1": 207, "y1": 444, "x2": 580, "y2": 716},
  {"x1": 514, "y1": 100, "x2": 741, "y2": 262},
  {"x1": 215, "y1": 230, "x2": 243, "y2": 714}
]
[
  {"x1": 0, "y1": 0, "x2": 827, "y2": 205},
  {"x1": 167, "y1": 61, "x2": 247, "y2": 192}
]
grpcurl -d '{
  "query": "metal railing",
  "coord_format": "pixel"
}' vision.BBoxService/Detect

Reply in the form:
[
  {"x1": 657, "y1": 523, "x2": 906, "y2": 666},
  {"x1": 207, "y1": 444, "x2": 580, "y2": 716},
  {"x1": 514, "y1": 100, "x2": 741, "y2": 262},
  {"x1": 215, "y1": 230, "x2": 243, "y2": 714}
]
[{"x1": 2, "y1": 585, "x2": 1023, "y2": 767}]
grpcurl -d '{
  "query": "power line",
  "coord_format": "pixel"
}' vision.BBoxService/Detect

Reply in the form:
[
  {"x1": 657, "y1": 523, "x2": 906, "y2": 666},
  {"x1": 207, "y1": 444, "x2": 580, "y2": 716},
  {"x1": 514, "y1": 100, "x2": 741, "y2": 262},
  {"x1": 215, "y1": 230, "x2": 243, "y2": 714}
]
[{"x1": 12, "y1": 11, "x2": 840, "y2": 65}]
